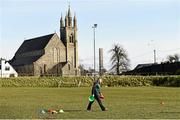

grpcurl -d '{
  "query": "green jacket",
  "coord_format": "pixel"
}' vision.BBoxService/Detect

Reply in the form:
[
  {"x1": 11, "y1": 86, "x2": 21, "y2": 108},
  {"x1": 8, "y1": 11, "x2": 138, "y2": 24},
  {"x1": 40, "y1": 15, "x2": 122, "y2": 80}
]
[{"x1": 92, "y1": 80, "x2": 101, "y2": 96}]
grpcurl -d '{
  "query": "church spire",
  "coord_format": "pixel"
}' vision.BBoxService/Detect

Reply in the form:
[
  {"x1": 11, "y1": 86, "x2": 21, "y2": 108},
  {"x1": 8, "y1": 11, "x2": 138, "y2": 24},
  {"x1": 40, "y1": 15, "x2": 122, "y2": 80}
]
[
  {"x1": 73, "y1": 13, "x2": 77, "y2": 29},
  {"x1": 65, "y1": 12, "x2": 68, "y2": 27},
  {"x1": 60, "y1": 13, "x2": 64, "y2": 28},
  {"x1": 68, "y1": 3, "x2": 72, "y2": 17},
  {"x1": 67, "y1": 4, "x2": 72, "y2": 27}
]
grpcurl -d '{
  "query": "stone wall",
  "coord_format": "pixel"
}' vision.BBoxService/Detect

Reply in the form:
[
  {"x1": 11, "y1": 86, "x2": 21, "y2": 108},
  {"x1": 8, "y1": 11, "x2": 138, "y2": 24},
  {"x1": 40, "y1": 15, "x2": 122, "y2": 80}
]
[
  {"x1": 34, "y1": 34, "x2": 66, "y2": 76},
  {"x1": 61, "y1": 62, "x2": 80, "y2": 76},
  {"x1": 15, "y1": 64, "x2": 34, "y2": 76}
]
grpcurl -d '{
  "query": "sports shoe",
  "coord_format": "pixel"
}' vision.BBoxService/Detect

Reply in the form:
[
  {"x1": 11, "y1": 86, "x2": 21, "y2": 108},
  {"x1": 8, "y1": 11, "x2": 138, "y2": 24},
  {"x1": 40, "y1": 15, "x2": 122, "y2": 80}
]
[{"x1": 102, "y1": 108, "x2": 108, "y2": 111}]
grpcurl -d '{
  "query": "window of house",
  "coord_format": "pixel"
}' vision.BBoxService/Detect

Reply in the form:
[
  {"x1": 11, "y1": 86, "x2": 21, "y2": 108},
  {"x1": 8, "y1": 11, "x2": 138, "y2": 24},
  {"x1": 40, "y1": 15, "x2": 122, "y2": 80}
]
[{"x1": 5, "y1": 66, "x2": 10, "y2": 71}]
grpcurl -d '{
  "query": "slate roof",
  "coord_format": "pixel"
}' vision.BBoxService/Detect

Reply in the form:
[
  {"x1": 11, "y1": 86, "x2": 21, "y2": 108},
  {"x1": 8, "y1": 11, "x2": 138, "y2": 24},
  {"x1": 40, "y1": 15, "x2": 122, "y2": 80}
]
[
  {"x1": 10, "y1": 33, "x2": 57, "y2": 66},
  {"x1": 134, "y1": 63, "x2": 156, "y2": 70},
  {"x1": 10, "y1": 55, "x2": 42, "y2": 66},
  {"x1": 16, "y1": 33, "x2": 55, "y2": 54}
]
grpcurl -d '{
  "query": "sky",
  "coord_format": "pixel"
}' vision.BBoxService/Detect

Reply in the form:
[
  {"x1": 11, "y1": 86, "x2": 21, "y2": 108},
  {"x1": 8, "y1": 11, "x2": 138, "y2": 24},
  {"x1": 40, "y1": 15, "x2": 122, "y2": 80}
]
[{"x1": 0, "y1": 0, "x2": 180, "y2": 70}]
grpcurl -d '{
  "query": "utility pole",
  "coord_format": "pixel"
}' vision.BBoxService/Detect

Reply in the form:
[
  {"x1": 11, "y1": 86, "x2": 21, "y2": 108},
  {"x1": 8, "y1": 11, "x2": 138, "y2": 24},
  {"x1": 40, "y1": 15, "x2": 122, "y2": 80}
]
[
  {"x1": 149, "y1": 40, "x2": 157, "y2": 64},
  {"x1": 153, "y1": 49, "x2": 156, "y2": 64},
  {"x1": 92, "y1": 24, "x2": 97, "y2": 80}
]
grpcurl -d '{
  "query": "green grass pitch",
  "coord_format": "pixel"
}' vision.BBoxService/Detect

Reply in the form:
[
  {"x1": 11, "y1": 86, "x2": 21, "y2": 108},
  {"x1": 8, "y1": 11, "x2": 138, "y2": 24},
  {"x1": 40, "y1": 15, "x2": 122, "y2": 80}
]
[{"x1": 0, "y1": 87, "x2": 180, "y2": 119}]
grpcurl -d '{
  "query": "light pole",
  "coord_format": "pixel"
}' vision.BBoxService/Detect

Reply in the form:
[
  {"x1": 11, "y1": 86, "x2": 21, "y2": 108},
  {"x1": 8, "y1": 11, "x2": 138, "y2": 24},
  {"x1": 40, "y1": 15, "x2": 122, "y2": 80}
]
[
  {"x1": 151, "y1": 40, "x2": 157, "y2": 64},
  {"x1": 92, "y1": 24, "x2": 97, "y2": 80},
  {"x1": 148, "y1": 40, "x2": 157, "y2": 64},
  {"x1": 153, "y1": 49, "x2": 156, "y2": 64}
]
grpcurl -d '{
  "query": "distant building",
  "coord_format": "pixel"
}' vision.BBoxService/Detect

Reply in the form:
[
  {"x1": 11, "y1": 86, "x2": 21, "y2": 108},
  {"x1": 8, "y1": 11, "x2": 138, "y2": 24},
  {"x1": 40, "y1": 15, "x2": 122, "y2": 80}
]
[
  {"x1": 9, "y1": 6, "x2": 80, "y2": 76},
  {"x1": 123, "y1": 62, "x2": 180, "y2": 75},
  {"x1": 0, "y1": 58, "x2": 18, "y2": 78}
]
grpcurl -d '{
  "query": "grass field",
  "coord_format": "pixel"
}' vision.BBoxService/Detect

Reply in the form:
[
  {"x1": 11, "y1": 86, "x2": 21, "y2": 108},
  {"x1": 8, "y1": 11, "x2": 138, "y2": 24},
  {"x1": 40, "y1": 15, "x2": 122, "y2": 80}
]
[{"x1": 0, "y1": 87, "x2": 180, "y2": 119}]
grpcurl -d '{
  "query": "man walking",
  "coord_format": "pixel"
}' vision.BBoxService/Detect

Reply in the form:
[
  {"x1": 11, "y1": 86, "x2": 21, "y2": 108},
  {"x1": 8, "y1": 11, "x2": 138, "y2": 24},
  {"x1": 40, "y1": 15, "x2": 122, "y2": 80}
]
[{"x1": 87, "y1": 78, "x2": 107, "y2": 111}]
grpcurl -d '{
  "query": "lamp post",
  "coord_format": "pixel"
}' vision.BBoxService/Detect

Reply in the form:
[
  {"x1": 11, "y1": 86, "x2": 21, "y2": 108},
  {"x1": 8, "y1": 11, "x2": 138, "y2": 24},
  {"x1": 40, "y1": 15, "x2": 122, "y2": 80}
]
[
  {"x1": 153, "y1": 49, "x2": 156, "y2": 64},
  {"x1": 149, "y1": 40, "x2": 156, "y2": 64},
  {"x1": 92, "y1": 24, "x2": 97, "y2": 80}
]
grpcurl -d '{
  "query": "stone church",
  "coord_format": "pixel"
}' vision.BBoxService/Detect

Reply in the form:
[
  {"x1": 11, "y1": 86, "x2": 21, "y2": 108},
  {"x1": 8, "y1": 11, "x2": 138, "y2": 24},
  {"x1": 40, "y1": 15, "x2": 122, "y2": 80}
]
[{"x1": 10, "y1": 6, "x2": 80, "y2": 76}]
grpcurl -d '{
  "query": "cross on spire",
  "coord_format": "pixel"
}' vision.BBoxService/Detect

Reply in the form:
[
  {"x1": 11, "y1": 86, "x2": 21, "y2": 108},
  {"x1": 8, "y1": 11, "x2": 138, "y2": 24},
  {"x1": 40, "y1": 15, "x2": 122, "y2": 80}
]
[{"x1": 67, "y1": 1, "x2": 72, "y2": 17}]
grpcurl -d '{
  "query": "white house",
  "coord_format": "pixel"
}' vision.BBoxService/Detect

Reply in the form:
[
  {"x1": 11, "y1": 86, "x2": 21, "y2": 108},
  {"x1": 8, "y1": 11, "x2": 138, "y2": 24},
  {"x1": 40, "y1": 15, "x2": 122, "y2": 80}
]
[{"x1": 0, "y1": 58, "x2": 18, "y2": 78}]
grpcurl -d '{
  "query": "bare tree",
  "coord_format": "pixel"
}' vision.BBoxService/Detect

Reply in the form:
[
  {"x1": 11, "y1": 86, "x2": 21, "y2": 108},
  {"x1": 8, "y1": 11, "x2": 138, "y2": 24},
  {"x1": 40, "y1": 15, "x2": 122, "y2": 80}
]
[
  {"x1": 167, "y1": 54, "x2": 180, "y2": 63},
  {"x1": 78, "y1": 64, "x2": 88, "y2": 76},
  {"x1": 174, "y1": 54, "x2": 180, "y2": 62}
]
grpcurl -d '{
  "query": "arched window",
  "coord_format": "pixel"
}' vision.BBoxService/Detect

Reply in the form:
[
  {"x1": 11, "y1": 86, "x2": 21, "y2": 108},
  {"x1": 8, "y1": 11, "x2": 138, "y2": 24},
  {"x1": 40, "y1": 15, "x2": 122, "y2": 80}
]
[
  {"x1": 69, "y1": 34, "x2": 73, "y2": 43},
  {"x1": 68, "y1": 64, "x2": 70, "y2": 70},
  {"x1": 58, "y1": 48, "x2": 60, "y2": 62},
  {"x1": 71, "y1": 56, "x2": 74, "y2": 67},
  {"x1": 53, "y1": 48, "x2": 57, "y2": 63},
  {"x1": 71, "y1": 34, "x2": 73, "y2": 43},
  {"x1": 39, "y1": 67, "x2": 42, "y2": 75},
  {"x1": 69, "y1": 36, "x2": 71, "y2": 43},
  {"x1": 44, "y1": 64, "x2": 46, "y2": 74}
]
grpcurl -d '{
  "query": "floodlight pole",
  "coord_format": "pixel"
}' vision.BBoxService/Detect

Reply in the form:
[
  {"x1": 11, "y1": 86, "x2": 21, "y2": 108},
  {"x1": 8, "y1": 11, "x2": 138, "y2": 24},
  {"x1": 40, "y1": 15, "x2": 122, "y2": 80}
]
[
  {"x1": 92, "y1": 24, "x2": 97, "y2": 81},
  {"x1": 149, "y1": 40, "x2": 157, "y2": 64},
  {"x1": 151, "y1": 40, "x2": 156, "y2": 64},
  {"x1": 153, "y1": 49, "x2": 156, "y2": 64}
]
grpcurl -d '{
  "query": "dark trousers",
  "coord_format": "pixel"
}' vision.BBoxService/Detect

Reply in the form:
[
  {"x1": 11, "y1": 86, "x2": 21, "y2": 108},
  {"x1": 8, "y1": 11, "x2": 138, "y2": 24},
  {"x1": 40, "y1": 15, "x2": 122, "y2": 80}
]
[{"x1": 87, "y1": 95, "x2": 105, "y2": 111}]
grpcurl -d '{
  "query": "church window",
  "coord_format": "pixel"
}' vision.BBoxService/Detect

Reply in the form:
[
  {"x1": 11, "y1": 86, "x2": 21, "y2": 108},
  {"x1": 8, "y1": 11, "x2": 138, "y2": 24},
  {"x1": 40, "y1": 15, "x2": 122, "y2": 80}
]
[
  {"x1": 68, "y1": 64, "x2": 70, "y2": 70},
  {"x1": 69, "y1": 36, "x2": 71, "y2": 43},
  {"x1": 57, "y1": 48, "x2": 59, "y2": 62},
  {"x1": 71, "y1": 35, "x2": 73, "y2": 43},
  {"x1": 58, "y1": 49, "x2": 61, "y2": 62},
  {"x1": 44, "y1": 64, "x2": 46, "y2": 73},
  {"x1": 39, "y1": 67, "x2": 42, "y2": 75},
  {"x1": 69, "y1": 34, "x2": 73, "y2": 43},
  {"x1": 71, "y1": 56, "x2": 74, "y2": 67},
  {"x1": 53, "y1": 48, "x2": 58, "y2": 63}
]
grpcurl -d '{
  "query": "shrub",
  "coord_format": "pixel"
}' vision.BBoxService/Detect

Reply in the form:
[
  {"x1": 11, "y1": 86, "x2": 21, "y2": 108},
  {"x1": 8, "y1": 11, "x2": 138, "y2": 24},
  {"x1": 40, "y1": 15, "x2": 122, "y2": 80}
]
[
  {"x1": 0, "y1": 76, "x2": 180, "y2": 87},
  {"x1": 175, "y1": 69, "x2": 180, "y2": 75}
]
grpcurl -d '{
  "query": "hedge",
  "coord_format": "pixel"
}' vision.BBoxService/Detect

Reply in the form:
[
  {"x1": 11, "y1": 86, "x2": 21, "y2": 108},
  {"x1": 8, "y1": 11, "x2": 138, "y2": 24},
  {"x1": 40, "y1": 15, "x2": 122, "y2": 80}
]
[{"x1": 0, "y1": 76, "x2": 180, "y2": 87}]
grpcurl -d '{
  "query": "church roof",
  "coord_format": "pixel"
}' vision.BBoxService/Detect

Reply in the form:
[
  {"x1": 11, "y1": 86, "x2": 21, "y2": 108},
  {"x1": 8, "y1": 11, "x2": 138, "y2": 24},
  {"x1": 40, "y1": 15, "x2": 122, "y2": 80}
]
[
  {"x1": 10, "y1": 33, "x2": 57, "y2": 66},
  {"x1": 9, "y1": 55, "x2": 42, "y2": 66},
  {"x1": 16, "y1": 33, "x2": 55, "y2": 54}
]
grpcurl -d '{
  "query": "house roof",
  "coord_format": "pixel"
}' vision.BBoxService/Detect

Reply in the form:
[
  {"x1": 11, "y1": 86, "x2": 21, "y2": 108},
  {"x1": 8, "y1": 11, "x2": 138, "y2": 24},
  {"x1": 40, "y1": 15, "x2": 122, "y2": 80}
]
[
  {"x1": 134, "y1": 63, "x2": 155, "y2": 70},
  {"x1": 16, "y1": 33, "x2": 55, "y2": 54}
]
